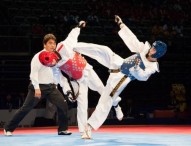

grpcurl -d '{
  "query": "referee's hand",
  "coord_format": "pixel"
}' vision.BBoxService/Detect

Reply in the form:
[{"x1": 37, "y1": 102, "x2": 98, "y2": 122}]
[{"x1": 35, "y1": 89, "x2": 41, "y2": 99}]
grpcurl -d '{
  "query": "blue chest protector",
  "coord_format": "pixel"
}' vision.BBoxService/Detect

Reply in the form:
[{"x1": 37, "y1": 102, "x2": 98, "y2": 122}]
[{"x1": 120, "y1": 54, "x2": 145, "y2": 80}]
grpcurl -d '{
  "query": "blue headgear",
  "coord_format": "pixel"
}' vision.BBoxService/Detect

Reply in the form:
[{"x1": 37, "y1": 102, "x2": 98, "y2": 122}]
[{"x1": 151, "y1": 41, "x2": 167, "y2": 58}]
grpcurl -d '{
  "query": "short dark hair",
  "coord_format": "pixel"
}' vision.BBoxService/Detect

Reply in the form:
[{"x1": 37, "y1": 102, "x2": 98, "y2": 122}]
[{"x1": 43, "y1": 34, "x2": 56, "y2": 45}]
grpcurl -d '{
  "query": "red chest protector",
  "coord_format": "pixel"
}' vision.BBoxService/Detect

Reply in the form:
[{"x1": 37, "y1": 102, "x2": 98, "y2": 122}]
[{"x1": 59, "y1": 52, "x2": 87, "y2": 80}]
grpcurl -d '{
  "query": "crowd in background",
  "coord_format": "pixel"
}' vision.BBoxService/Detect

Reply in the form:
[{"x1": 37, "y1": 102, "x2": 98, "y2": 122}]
[{"x1": 0, "y1": 0, "x2": 189, "y2": 36}]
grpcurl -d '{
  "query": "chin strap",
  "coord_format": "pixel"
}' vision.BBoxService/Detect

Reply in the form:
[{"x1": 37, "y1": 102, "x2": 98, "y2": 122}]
[{"x1": 53, "y1": 50, "x2": 62, "y2": 62}]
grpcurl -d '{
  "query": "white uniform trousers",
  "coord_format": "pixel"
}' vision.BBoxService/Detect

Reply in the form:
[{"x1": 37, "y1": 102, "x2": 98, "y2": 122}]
[
  {"x1": 75, "y1": 43, "x2": 131, "y2": 130},
  {"x1": 76, "y1": 64, "x2": 104, "y2": 132}
]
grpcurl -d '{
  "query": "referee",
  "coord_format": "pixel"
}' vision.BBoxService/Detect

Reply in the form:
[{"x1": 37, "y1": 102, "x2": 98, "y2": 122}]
[{"x1": 4, "y1": 34, "x2": 71, "y2": 136}]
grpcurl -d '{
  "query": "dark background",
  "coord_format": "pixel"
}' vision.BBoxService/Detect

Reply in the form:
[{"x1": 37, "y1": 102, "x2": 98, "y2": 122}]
[{"x1": 0, "y1": 0, "x2": 191, "y2": 125}]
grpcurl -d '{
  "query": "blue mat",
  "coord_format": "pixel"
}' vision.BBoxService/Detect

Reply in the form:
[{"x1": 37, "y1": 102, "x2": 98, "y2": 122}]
[{"x1": 1, "y1": 133, "x2": 191, "y2": 146}]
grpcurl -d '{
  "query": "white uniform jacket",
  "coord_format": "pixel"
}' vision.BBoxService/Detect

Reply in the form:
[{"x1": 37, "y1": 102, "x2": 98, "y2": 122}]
[{"x1": 118, "y1": 25, "x2": 159, "y2": 81}]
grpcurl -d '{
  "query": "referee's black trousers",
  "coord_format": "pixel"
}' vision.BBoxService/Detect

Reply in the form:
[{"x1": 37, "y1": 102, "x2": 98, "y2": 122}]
[{"x1": 5, "y1": 83, "x2": 69, "y2": 132}]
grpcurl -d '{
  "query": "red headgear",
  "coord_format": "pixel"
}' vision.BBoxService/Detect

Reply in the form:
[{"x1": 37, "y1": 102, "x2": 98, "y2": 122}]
[{"x1": 39, "y1": 51, "x2": 59, "y2": 67}]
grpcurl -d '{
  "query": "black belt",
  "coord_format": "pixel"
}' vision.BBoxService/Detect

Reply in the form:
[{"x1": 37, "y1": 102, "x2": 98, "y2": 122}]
[
  {"x1": 108, "y1": 69, "x2": 120, "y2": 73},
  {"x1": 110, "y1": 75, "x2": 127, "y2": 97}
]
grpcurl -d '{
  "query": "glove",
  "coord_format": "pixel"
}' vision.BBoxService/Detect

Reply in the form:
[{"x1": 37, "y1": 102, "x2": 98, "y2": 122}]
[
  {"x1": 77, "y1": 21, "x2": 86, "y2": 28},
  {"x1": 114, "y1": 15, "x2": 123, "y2": 25},
  {"x1": 66, "y1": 90, "x2": 77, "y2": 103}
]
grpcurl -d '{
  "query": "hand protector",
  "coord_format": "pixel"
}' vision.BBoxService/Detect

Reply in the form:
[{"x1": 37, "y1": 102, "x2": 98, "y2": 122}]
[
  {"x1": 78, "y1": 21, "x2": 86, "y2": 28},
  {"x1": 65, "y1": 80, "x2": 79, "y2": 103},
  {"x1": 65, "y1": 90, "x2": 77, "y2": 103},
  {"x1": 115, "y1": 15, "x2": 123, "y2": 25}
]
